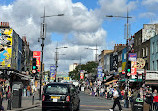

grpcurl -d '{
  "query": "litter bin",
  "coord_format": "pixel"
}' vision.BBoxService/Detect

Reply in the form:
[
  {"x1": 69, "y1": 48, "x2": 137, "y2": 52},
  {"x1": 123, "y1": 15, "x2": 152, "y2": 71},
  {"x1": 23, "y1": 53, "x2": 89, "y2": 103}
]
[
  {"x1": 132, "y1": 98, "x2": 143, "y2": 111},
  {"x1": 12, "y1": 89, "x2": 22, "y2": 108}
]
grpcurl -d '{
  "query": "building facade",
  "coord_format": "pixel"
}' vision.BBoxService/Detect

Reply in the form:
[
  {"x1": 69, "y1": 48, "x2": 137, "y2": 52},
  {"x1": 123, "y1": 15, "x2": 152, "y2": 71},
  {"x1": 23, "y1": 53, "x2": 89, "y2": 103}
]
[{"x1": 150, "y1": 35, "x2": 158, "y2": 71}]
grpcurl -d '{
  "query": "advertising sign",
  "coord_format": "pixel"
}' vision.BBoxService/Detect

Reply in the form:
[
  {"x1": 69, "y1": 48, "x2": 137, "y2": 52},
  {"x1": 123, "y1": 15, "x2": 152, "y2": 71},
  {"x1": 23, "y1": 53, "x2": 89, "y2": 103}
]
[
  {"x1": 146, "y1": 71, "x2": 158, "y2": 80},
  {"x1": 33, "y1": 51, "x2": 41, "y2": 72},
  {"x1": 131, "y1": 61, "x2": 137, "y2": 75},
  {"x1": 80, "y1": 70, "x2": 84, "y2": 79},
  {"x1": 97, "y1": 66, "x2": 103, "y2": 78},
  {"x1": 50, "y1": 65, "x2": 56, "y2": 81},
  {"x1": 0, "y1": 28, "x2": 13, "y2": 68},
  {"x1": 128, "y1": 53, "x2": 137, "y2": 61}
]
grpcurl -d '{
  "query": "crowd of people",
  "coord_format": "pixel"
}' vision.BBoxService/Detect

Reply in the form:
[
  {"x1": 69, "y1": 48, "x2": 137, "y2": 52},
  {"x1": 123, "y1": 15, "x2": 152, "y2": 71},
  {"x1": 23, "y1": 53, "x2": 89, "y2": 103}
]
[{"x1": 80, "y1": 79, "x2": 158, "y2": 111}]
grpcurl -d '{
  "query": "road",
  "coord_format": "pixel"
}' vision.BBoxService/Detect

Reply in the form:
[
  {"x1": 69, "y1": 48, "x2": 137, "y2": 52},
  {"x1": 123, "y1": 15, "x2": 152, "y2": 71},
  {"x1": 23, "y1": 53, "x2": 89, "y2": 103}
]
[{"x1": 25, "y1": 92, "x2": 129, "y2": 111}]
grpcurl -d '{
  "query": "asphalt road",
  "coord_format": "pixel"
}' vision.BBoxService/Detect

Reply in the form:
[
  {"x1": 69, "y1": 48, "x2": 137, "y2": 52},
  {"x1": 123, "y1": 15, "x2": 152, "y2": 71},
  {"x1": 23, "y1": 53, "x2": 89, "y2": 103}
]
[{"x1": 25, "y1": 92, "x2": 128, "y2": 111}]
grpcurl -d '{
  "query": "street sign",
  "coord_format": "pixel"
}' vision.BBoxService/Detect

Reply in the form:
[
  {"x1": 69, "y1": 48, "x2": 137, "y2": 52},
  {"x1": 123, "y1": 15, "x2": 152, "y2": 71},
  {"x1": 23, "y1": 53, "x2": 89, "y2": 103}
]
[
  {"x1": 136, "y1": 58, "x2": 145, "y2": 69},
  {"x1": 127, "y1": 73, "x2": 131, "y2": 76},
  {"x1": 32, "y1": 70, "x2": 36, "y2": 73}
]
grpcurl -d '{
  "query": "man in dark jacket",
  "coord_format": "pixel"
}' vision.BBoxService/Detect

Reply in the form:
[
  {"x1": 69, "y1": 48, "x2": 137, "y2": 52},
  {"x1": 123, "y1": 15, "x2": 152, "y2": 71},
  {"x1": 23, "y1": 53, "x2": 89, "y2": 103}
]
[{"x1": 145, "y1": 90, "x2": 153, "y2": 111}]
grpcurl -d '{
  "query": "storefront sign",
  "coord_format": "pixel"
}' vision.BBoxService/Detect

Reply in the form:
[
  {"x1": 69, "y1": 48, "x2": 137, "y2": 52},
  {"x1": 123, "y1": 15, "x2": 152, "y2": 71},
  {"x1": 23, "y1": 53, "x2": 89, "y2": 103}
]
[
  {"x1": 80, "y1": 70, "x2": 84, "y2": 79},
  {"x1": 146, "y1": 72, "x2": 158, "y2": 80},
  {"x1": 128, "y1": 53, "x2": 137, "y2": 61},
  {"x1": 33, "y1": 51, "x2": 41, "y2": 72}
]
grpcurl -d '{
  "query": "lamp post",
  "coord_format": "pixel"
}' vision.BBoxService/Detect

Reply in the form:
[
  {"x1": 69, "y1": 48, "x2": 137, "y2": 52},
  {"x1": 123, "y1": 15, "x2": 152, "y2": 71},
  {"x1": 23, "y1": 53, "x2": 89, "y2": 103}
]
[
  {"x1": 54, "y1": 46, "x2": 67, "y2": 82},
  {"x1": 38, "y1": 9, "x2": 64, "y2": 100},
  {"x1": 106, "y1": 9, "x2": 132, "y2": 108}
]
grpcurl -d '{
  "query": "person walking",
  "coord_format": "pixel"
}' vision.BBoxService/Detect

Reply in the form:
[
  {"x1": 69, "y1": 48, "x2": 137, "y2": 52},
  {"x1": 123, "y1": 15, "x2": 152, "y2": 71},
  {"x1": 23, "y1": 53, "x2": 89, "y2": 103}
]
[
  {"x1": 153, "y1": 92, "x2": 158, "y2": 111},
  {"x1": 0, "y1": 83, "x2": 4, "y2": 111},
  {"x1": 145, "y1": 89, "x2": 153, "y2": 111},
  {"x1": 27, "y1": 85, "x2": 31, "y2": 97},
  {"x1": 109, "y1": 86, "x2": 122, "y2": 111}
]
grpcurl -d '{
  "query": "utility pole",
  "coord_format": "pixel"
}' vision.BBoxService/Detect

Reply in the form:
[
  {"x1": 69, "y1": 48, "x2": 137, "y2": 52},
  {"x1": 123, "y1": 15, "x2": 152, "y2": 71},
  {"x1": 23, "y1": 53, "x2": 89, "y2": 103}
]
[
  {"x1": 55, "y1": 44, "x2": 58, "y2": 82},
  {"x1": 38, "y1": 8, "x2": 64, "y2": 99},
  {"x1": 39, "y1": 8, "x2": 46, "y2": 100},
  {"x1": 106, "y1": 8, "x2": 132, "y2": 108}
]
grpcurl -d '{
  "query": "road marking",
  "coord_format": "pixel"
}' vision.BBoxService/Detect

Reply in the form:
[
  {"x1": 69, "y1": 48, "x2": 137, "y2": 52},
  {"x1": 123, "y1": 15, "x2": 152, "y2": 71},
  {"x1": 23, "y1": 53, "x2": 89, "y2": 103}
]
[{"x1": 81, "y1": 105, "x2": 111, "y2": 108}]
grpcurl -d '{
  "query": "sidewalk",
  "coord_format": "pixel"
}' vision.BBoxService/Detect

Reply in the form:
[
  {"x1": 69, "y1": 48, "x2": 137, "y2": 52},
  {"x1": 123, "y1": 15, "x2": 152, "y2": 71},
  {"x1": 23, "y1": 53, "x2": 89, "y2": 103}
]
[
  {"x1": 84, "y1": 89, "x2": 131, "y2": 111},
  {"x1": 2, "y1": 93, "x2": 41, "y2": 111}
]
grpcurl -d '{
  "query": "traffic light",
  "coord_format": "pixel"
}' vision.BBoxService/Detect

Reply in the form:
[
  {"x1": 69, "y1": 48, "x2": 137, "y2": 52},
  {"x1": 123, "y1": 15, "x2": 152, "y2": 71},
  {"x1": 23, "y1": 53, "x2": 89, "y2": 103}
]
[
  {"x1": 32, "y1": 58, "x2": 37, "y2": 69},
  {"x1": 127, "y1": 61, "x2": 131, "y2": 73},
  {"x1": 32, "y1": 58, "x2": 37, "y2": 74}
]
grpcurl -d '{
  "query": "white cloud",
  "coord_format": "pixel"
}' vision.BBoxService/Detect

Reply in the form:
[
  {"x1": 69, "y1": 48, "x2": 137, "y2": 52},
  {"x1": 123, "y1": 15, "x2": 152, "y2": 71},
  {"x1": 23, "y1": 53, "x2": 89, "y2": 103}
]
[
  {"x1": 139, "y1": 12, "x2": 156, "y2": 18},
  {"x1": 142, "y1": 0, "x2": 158, "y2": 5},
  {"x1": 96, "y1": 0, "x2": 138, "y2": 17},
  {"x1": 0, "y1": 0, "x2": 138, "y2": 72}
]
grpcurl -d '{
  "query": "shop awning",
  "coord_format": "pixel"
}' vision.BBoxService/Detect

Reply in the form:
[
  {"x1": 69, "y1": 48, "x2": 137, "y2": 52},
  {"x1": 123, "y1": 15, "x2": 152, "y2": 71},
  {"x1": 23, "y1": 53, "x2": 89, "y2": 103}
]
[
  {"x1": 145, "y1": 81, "x2": 158, "y2": 85},
  {"x1": 119, "y1": 79, "x2": 142, "y2": 82},
  {"x1": 105, "y1": 80, "x2": 118, "y2": 85},
  {"x1": 16, "y1": 73, "x2": 33, "y2": 80}
]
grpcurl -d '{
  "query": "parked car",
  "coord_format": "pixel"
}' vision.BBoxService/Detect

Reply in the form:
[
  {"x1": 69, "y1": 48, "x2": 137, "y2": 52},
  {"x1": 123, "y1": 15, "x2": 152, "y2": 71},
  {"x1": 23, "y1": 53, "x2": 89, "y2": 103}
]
[{"x1": 42, "y1": 82, "x2": 80, "y2": 111}]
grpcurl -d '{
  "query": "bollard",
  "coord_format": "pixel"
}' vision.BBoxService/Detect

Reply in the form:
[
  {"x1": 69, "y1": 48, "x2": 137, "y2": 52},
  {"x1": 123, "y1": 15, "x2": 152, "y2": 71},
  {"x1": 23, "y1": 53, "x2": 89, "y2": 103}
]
[
  {"x1": 7, "y1": 98, "x2": 11, "y2": 110},
  {"x1": 32, "y1": 92, "x2": 34, "y2": 105}
]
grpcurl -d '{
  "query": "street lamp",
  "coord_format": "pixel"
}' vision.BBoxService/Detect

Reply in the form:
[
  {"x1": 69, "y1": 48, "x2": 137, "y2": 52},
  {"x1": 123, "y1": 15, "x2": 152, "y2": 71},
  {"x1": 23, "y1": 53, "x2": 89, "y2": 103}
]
[
  {"x1": 38, "y1": 8, "x2": 64, "y2": 100},
  {"x1": 106, "y1": 9, "x2": 132, "y2": 108},
  {"x1": 55, "y1": 46, "x2": 68, "y2": 82}
]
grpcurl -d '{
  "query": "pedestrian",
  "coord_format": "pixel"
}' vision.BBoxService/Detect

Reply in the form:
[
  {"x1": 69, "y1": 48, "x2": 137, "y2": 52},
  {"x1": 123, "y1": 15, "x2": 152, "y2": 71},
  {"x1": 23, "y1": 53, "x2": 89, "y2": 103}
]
[
  {"x1": 109, "y1": 86, "x2": 122, "y2": 111},
  {"x1": 153, "y1": 89, "x2": 157, "y2": 110},
  {"x1": 123, "y1": 90, "x2": 128, "y2": 108},
  {"x1": 153, "y1": 92, "x2": 158, "y2": 111},
  {"x1": 0, "y1": 83, "x2": 3, "y2": 111},
  {"x1": 27, "y1": 85, "x2": 31, "y2": 97},
  {"x1": 145, "y1": 89, "x2": 153, "y2": 111}
]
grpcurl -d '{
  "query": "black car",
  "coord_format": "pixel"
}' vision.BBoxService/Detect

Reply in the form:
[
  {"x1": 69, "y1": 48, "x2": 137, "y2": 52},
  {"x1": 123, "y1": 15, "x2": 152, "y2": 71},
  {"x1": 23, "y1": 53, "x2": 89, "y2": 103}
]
[{"x1": 42, "y1": 82, "x2": 80, "y2": 111}]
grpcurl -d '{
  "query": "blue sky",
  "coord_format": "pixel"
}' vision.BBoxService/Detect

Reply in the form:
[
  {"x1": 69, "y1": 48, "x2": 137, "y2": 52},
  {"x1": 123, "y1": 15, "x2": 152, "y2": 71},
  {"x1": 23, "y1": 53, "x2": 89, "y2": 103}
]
[{"x1": 1, "y1": 0, "x2": 158, "y2": 72}]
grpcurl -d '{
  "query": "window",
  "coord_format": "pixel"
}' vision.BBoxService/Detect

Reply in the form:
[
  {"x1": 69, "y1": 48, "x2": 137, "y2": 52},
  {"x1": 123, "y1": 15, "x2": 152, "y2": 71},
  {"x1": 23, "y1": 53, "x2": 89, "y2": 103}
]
[
  {"x1": 153, "y1": 61, "x2": 155, "y2": 70},
  {"x1": 124, "y1": 53, "x2": 126, "y2": 60},
  {"x1": 157, "y1": 60, "x2": 158, "y2": 70},
  {"x1": 46, "y1": 85, "x2": 68, "y2": 94},
  {"x1": 146, "y1": 47, "x2": 148, "y2": 56},
  {"x1": 138, "y1": 51, "x2": 140, "y2": 57},
  {"x1": 157, "y1": 40, "x2": 158, "y2": 52},
  {"x1": 152, "y1": 42, "x2": 155, "y2": 54},
  {"x1": 142, "y1": 48, "x2": 145, "y2": 57}
]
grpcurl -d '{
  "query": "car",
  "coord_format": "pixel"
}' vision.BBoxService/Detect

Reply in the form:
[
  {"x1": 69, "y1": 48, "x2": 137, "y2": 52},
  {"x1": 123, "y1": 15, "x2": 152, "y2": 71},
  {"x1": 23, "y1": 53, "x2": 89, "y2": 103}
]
[{"x1": 42, "y1": 82, "x2": 80, "y2": 111}]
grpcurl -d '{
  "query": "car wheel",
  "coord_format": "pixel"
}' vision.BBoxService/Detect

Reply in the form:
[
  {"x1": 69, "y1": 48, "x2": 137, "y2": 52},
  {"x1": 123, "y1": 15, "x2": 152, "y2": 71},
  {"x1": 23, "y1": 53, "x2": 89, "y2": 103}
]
[
  {"x1": 42, "y1": 108, "x2": 46, "y2": 111},
  {"x1": 76, "y1": 101, "x2": 80, "y2": 111}
]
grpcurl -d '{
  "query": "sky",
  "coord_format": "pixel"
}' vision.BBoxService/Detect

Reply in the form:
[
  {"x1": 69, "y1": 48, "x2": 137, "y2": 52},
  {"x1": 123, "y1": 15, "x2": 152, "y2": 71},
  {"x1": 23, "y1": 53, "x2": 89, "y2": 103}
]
[{"x1": 0, "y1": 0, "x2": 158, "y2": 73}]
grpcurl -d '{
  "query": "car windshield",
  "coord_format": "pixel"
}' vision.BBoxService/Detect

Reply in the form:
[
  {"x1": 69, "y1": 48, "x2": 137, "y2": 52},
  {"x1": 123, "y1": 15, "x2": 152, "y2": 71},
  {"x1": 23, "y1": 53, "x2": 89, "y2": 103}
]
[{"x1": 45, "y1": 84, "x2": 68, "y2": 94}]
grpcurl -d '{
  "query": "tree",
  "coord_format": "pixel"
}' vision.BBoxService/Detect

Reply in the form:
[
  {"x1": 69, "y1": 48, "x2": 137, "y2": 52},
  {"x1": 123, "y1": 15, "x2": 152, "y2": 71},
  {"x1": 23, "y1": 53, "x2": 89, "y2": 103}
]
[{"x1": 69, "y1": 61, "x2": 98, "y2": 80}]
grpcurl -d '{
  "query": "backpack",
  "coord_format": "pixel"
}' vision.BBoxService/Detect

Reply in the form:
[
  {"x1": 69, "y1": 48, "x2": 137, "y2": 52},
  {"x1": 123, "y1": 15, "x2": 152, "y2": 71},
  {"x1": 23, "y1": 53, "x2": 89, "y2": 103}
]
[{"x1": 117, "y1": 89, "x2": 122, "y2": 100}]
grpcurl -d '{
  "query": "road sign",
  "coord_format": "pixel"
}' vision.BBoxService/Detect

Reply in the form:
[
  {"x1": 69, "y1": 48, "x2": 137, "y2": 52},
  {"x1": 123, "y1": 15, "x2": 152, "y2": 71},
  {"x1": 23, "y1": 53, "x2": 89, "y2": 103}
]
[
  {"x1": 127, "y1": 73, "x2": 131, "y2": 76},
  {"x1": 32, "y1": 70, "x2": 36, "y2": 73},
  {"x1": 136, "y1": 58, "x2": 145, "y2": 69}
]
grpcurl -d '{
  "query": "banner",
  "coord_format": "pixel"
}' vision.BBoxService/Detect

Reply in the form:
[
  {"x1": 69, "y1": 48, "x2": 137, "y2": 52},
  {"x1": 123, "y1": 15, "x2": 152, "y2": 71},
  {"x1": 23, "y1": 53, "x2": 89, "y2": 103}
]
[
  {"x1": 50, "y1": 65, "x2": 56, "y2": 81},
  {"x1": 97, "y1": 66, "x2": 103, "y2": 78},
  {"x1": 80, "y1": 70, "x2": 84, "y2": 79},
  {"x1": 33, "y1": 51, "x2": 41, "y2": 72},
  {"x1": 128, "y1": 53, "x2": 137, "y2": 61},
  {"x1": 131, "y1": 61, "x2": 137, "y2": 75}
]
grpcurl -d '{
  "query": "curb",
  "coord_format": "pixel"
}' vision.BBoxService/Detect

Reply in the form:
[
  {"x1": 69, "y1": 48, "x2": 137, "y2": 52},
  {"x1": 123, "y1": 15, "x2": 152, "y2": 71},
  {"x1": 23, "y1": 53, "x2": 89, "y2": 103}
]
[{"x1": 8, "y1": 104, "x2": 41, "y2": 111}]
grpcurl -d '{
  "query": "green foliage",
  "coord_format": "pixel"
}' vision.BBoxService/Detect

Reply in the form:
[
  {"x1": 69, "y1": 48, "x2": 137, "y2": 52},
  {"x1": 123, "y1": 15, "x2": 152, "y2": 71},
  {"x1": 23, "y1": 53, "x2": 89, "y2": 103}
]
[{"x1": 69, "y1": 61, "x2": 98, "y2": 80}]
